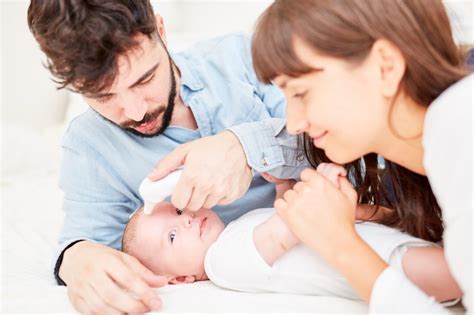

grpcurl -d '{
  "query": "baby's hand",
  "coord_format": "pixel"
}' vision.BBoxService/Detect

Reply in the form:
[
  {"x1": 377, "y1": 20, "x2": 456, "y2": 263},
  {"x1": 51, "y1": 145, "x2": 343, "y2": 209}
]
[
  {"x1": 261, "y1": 172, "x2": 296, "y2": 200},
  {"x1": 315, "y1": 163, "x2": 347, "y2": 189}
]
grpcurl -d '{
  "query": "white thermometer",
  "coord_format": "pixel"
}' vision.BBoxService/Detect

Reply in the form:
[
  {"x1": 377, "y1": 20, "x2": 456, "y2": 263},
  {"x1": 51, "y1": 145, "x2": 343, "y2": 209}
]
[{"x1": 139, "y1": 168, "x2": 183, "y2": 215}]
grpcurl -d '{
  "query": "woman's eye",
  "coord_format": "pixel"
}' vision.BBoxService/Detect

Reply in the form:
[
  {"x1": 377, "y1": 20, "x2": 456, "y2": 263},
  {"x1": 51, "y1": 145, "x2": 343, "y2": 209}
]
[
  {"x1": 294, "y1": 91, "x2": 307, "y2": 99},
  {"x1": 169, "y1": 229, "x2": 177, "y2": 244},
  {"x1": 96, "y1": 96, "x2": 113, "y2": 104}
]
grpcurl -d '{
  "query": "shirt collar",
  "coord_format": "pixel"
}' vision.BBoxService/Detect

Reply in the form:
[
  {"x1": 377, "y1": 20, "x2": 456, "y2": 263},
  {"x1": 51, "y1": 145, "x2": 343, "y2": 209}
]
[{"x1": 171, "y1": 52, "x2": 204, "y2": 92}]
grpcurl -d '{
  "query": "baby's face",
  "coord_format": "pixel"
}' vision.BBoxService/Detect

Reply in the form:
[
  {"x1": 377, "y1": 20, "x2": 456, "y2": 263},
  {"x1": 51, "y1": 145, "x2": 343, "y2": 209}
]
[{"x1": 135, "y1": 202, "x2": 224, "y2": 282}]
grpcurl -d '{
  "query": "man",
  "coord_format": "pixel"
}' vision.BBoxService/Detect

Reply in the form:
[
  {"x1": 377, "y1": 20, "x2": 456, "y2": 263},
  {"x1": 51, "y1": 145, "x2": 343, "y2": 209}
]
[{"x1": 28, "y1": 1, "x2": 306, "y2": 314}]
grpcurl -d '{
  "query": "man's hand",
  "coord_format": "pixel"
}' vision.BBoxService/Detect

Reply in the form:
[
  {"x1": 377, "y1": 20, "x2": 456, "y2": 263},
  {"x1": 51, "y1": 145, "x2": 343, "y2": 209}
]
[
  {"x1": 148, "y1": 130, "x2": 253, "y2": 211},
  {"x1": 60, "y1": 241, "x2": 168, "y2": 314}
]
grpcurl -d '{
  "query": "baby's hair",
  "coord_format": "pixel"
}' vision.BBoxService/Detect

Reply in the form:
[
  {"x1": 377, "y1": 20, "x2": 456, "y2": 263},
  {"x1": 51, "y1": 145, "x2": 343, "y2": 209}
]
[{"x1": 121, "y1": 207, "x2": 144, "y2": 254}]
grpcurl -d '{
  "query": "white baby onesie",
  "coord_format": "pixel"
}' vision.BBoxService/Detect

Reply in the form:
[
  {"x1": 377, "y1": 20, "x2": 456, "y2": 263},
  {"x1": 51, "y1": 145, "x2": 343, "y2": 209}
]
[{"x1": 204, "y1": 208, "x2": 432, "y2": 299}]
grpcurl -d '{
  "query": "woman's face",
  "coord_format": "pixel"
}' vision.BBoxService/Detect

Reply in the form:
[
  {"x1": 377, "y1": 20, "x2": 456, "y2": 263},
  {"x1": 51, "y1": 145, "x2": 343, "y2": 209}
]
[{"x1": 275, "y1": 37, "x2": 391, "y2": 164}]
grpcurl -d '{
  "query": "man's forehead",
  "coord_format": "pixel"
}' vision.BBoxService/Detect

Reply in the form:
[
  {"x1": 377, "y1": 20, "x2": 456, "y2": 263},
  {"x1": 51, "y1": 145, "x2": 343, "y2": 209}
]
[{"x1": 88, "y1": 37, "x2": 162, "y2": 97}]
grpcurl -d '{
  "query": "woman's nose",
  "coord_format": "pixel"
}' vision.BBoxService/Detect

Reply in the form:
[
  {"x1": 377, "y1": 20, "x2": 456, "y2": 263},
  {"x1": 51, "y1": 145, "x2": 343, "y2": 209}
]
[{"x1": 286, "y1": 104, "x2": 309, "y2": 135}]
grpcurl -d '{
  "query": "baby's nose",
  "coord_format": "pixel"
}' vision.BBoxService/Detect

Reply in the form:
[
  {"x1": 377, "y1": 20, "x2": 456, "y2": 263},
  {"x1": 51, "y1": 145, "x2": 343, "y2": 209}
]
[{"x1": 183, "y1": 211, "x2": 197, "y2": 227}]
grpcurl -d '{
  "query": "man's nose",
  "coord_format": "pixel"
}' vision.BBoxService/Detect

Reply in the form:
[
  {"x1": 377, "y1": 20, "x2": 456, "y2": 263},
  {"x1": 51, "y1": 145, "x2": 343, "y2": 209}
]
[
  {"x1": 120, "y1": 93, "x2": 148, "y2": 122},
  {"x1": 286, "y1": 103, "x2": 309, "y2": 135}
]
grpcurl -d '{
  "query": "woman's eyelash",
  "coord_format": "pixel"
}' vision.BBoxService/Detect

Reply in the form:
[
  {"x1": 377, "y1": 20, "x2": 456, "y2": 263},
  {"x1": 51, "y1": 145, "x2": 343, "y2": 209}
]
[
  {"x1": 294, "y1": 91, "x2": 307, "y2": 99},
  {"x1": 169, "y1": 229, "x2": 177, "y2": 244},
  {"x1": 96, "y1": 96, "x2": 113, "y2": 104}
]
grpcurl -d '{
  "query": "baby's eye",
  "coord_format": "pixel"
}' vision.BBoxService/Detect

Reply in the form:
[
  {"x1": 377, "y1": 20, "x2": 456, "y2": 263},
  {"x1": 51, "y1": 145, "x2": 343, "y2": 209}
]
[{"x1": 169, "y1": 229, "x2": 177, "y2": 244}]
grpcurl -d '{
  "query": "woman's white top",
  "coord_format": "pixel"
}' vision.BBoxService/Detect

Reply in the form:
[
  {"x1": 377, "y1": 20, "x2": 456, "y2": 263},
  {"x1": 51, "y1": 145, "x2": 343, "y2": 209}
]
[{"x1": 370, "y1": 74, "x2": 473, "y2": 313}]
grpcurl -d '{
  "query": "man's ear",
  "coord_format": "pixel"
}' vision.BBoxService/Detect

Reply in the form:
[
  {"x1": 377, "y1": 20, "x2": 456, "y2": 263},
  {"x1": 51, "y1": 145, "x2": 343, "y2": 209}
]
[
  {"x1": 155, "y1": 14, "x2": 167, "y2": 46},
  {"x1": 370, "y1": 39, "x2": 406, "y2": 98},
  {"x1": 169, "y1": 275, "x2": 196, "y2": 284}
]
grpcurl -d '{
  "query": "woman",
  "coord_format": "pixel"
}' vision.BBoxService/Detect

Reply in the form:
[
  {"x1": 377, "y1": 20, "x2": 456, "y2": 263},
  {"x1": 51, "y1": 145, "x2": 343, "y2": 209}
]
[{"x1": 251, "y1": 0, "x2": 472, "y2": 312}]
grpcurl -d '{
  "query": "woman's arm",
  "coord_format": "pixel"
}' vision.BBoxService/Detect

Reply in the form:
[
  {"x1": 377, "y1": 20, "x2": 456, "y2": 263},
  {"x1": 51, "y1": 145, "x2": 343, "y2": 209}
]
[{"x1": 403, "y1": 246, "x2": 462, "y2": 302}]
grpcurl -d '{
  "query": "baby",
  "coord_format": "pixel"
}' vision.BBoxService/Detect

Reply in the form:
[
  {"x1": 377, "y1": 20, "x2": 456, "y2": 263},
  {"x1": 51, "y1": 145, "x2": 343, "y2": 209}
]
[{"x1": 122, "y1": 168, "x2": 462, "y2": 302}]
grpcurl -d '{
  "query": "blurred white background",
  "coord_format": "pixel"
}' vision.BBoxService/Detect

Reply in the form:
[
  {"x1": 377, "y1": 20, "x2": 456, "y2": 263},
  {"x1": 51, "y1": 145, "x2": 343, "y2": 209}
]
[{"x1": 0, "y1": 1, "x2": 471, "y2": 312}]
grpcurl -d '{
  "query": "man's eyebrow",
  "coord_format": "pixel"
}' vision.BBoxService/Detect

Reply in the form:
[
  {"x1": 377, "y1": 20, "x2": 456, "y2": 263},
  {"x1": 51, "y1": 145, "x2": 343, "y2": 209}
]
[
  {"x1": 129, "y1": 62, "x2": 160, "y2": 88},
  {"x1": 86, "y1": 91, "x2": 114, "y2": 99}
]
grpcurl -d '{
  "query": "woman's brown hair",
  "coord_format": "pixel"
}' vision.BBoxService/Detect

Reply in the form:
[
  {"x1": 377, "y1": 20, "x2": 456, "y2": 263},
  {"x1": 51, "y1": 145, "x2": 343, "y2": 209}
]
[{"x1": 252, "y1": 0, "x2": 471, "y2": 242}]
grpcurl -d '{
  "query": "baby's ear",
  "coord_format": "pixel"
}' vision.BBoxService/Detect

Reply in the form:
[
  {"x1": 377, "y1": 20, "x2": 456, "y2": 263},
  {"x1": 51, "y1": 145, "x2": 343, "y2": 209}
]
[{"x1": 169, "y1": 275, "x2": 196, "y2": 284}]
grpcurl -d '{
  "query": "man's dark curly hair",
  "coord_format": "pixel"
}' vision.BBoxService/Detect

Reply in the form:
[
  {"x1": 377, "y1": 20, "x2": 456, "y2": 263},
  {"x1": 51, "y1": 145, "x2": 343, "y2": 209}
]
[{"x1": 27, "y1": 0, "x2": 160, "y2": 95}]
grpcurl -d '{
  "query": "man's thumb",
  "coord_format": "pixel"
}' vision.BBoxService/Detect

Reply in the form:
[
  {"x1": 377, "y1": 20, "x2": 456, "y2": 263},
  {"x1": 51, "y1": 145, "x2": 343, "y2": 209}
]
[{"x1": 148, "y1": 146, "x2": 188, "y2": 181}]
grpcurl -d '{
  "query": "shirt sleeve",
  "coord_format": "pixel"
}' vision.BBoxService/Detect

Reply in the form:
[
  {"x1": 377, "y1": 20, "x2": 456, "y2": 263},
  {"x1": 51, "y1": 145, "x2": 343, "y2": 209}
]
[
  {"x1": 227, "y1": 118, "x2": 310, "y2": 179},
  {"x1": 422, "y1": 74, "x2": 473, "y2": 312},
  {"x1": 370, "y1": 267, "x2": 449, "y2": 313},
  {"x1": 226, "y1": 34, "x2": 311, "y2": 180},
  {"x1": 53, "y1": 129, "x2": 138, "y2": 281}
]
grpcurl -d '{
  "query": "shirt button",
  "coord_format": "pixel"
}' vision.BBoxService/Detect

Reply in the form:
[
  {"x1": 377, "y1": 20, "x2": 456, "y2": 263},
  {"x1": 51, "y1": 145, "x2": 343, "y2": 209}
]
[
  {"x1": 297, "y1": 154, "x2": 305, "y2": 162},
  {"x1": 261, "y1": 158, "x2": 269, "y2": 166}
]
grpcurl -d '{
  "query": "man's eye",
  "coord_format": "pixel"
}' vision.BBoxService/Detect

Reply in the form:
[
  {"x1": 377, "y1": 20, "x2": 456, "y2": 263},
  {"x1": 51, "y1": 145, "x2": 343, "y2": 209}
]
[
  {"x1": 169, "y1": 229, "x2": 177, "y2": 244},
  {"x1": 137, "y1": 74, "x2": 155, "y2": 87}
]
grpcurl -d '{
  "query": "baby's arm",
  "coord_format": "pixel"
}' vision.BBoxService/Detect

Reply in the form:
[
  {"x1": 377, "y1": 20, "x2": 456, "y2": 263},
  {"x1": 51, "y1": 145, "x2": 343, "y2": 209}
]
[
  {"x1": 402, "y1": 246, "x2": 462, "y2": 302},
  {"x1": 255, "y1": 174, "x2": 299, "y2": 265},
  {"x1": 254, "y1": 166, "x2": 343, "y2": 266},
  {"x1": 253, "y1": 212, "x2": 299, "y2": 266}
]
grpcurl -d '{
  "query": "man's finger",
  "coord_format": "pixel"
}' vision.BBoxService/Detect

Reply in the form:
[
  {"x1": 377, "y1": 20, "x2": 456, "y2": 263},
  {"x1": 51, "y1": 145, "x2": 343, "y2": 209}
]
[
  {"x1": 72, "y1": 296, "x2": 91, "y2": 315},
  {"x1": 68, "y1": 289, "x2": 89, "y2": 315},
  {"x1": 108, "y1": 260, "x2": 161, "y2": 311},
  {"x1": 202, "y1": 193, "x2": 223, "y2": 210},
  {"x1": 187, "y1": 186, "x2": 210, "y2": 211},
  {"x1": 123, "y1": 254, "x2": 170, "y2": 288},
  {"x1": 87, "y1": 282, "x2": 128, "y2": 315},
  {"x1": 171, "y1": 172, "x2": 194, "y2": 210},
  {"x1": 148, "y1": 145, "x2": 188, "y2": 181}
]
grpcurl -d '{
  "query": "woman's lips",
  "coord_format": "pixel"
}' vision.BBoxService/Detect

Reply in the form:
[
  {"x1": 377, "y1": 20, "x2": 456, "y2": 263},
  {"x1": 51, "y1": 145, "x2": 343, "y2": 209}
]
[
  {"x1": 312, "y1": 131, "x2": 328, "y2": 147},
  {"x1": 200, "y1": 217, "x2": 208, "y2": 236}
]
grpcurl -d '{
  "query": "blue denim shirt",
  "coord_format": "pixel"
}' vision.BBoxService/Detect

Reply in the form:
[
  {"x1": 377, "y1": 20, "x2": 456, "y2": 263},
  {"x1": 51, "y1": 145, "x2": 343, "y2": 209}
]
[{"x1": 56, "y1": 33, "x2": 308, "y2": 269}]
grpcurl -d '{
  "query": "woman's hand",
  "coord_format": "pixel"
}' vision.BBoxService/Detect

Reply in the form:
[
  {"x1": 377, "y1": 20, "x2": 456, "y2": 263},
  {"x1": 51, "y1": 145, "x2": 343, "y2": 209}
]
[
  {"x1": 261, "y1": 172, "x2": 296, "y2": 200},
  {"x1": 274, "y1": 163, "x2": 358, "y2": 261}
]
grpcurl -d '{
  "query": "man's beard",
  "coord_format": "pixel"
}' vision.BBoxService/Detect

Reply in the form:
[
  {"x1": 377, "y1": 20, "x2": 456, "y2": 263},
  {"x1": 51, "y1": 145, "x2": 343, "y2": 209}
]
[{"x1": 99, "y1": 56, "x2": 177, "y2": 138}]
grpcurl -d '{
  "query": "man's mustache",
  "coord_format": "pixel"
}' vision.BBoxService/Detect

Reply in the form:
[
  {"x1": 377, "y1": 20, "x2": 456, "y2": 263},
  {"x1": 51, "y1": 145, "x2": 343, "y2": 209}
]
[{"x1": 120, "y1": 106, "x2": 166, "y2": 129}]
